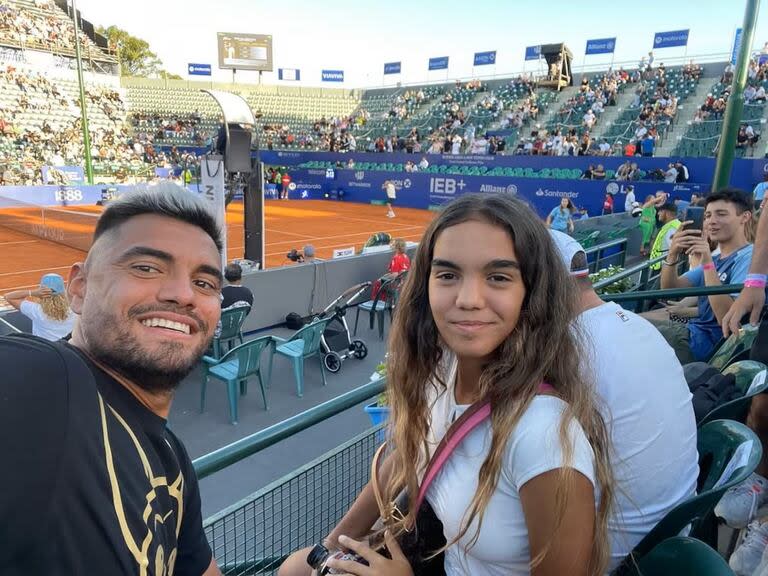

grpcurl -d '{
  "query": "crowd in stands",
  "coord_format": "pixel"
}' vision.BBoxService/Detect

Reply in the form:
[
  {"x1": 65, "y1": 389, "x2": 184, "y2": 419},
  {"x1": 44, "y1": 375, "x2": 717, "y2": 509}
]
[{"x1": 0, "y1": 0, "x2": 96, "y2": 55}]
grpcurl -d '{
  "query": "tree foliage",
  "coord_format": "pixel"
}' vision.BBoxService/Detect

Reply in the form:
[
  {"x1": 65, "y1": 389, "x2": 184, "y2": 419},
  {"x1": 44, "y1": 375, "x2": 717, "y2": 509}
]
[{"x1": 97, "y1": 25, "x2": 178, "y2": 79}]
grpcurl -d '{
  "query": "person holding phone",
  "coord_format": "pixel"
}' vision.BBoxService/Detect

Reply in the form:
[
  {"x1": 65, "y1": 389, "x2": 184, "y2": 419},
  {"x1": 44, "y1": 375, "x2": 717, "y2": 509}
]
[{"x1": 642, "y1": 188, "x2": 754, "y2": 364}]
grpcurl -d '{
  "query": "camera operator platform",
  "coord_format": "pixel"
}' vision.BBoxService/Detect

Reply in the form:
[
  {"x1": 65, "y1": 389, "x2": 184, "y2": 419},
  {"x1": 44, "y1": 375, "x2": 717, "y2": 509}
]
[{"x1": 199, "y1": 89, "x2": 265, "y2": 270}]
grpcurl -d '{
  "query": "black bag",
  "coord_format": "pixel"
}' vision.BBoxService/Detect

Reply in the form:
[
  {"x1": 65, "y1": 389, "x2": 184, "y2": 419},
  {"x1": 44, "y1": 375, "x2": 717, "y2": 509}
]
[
  {"x1": 684, "y1": 362, "x2": 739, "y2": 422},
  {"x1": 285, "y1": 312, "x2": 307, "y2": 330}
]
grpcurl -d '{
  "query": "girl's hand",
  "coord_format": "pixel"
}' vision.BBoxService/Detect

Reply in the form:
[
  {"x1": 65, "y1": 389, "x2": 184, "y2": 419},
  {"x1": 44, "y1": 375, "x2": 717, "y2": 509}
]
[
  {"x1": 326, "y1": 533, "x2": 413, "y2": 576},
  {"x1": 31, "y1": 287, "x2": 54, "y2": 298}
]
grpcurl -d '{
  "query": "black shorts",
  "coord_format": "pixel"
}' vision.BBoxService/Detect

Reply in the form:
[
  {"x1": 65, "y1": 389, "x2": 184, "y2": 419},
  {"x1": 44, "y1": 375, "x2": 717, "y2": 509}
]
[{"x1": 386, "y1": 195, "x2": 396, "y2": 205}]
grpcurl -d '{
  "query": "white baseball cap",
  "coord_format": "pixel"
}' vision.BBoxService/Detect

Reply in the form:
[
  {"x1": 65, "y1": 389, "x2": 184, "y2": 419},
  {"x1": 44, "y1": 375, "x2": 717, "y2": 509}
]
[{"x1": 549, "y1": 230, "x2": 590, "y2": 277}]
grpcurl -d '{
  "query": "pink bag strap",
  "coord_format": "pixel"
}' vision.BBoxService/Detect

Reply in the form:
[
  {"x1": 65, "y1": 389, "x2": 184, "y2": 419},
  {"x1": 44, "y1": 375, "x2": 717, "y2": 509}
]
[{"x1": 413, "y1": 382, "x2": 553, "y2": 511}]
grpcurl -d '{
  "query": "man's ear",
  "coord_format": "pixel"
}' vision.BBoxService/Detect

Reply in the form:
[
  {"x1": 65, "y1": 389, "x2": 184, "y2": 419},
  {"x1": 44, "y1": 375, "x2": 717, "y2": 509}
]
[{"x1": 67, "y1": 261, "x2": 86, "y2": 315}]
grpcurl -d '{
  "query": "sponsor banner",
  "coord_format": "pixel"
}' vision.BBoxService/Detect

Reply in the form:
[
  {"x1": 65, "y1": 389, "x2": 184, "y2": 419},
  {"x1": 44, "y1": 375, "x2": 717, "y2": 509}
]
[
  {"x1": 278, "y1": 68, "x2": 301, "y2": 81},
  {"x1": 473, "y1": 50, "x2": 496, "y2": 66},
  {"x1": 41, "y1": 165, "x2": 84, "y2": 185},
  {"x1": 187, "y1": 63, "x2": 212, "y2": 76},
  {"x1": 260, "y1": 150, "x2": 759, "y2": 191},
  {"x1": 428, "y1": 56, "x2": 449, "y2": 70},
  {"x1": 585, "y1": 37, "x2": 616, "y2": 55},
  {"x1": 384, "y1": 62, "x2": 401, "y2": 75},
  {"x1": 282, "y1": 169, "x2": 703, "y2": 218},
  {"x1": 321, "y1": 69, "x2": 344, "y2": 82},
  {"x1": 653, "y1": 29, "x2": 689, "y2": 49},
  {"x1": 731, "y1": 28, "x2": 743, "y2": 66},
  {"x1": 524, "y1": 45, "x2": 541, "y2": 61}
]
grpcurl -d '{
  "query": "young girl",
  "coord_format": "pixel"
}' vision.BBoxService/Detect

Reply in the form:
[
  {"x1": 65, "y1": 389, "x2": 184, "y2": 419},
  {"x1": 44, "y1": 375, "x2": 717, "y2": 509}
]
[
  {"x1": 279, "y1": 194, "x2": 614, "y2": 576},
  {"x1": 3, "y1": 273, "x2": 76, "y2": 341}
]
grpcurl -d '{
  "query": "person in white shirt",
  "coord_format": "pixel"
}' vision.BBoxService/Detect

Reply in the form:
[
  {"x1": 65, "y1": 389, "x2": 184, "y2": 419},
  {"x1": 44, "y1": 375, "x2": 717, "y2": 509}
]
[
  {"x1": 624, "y1": 185, "x2": 636, "y2": 212},
  {"x1": 550, "y1": 230, "x2": 699, "y2": 570},
  {"x1": 451, "y1": 134, "x2": 462, "y2": 155},
  {"x1": 3, "y1": 273, "x2": 77, "y2": 341},
  {"x1": 418, "y1": 156, "x2": 429, "y2": 171},
  {"x1": 279, "y1": 194, "x2": 616, "y2": 576},
  {"x1": 664, "y1": 163, "x2": 678, "y2": 183}
]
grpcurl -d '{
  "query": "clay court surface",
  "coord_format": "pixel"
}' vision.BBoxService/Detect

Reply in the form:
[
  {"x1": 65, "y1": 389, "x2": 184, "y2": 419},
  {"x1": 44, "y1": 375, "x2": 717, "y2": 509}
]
[{"x1": 0, "y1": 199, "x2": 435, "y2": 294}]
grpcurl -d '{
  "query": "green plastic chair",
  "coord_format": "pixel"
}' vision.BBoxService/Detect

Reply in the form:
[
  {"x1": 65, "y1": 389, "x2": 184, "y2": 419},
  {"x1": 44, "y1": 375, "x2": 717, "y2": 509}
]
[
  {"x1": 354, "y1": 272, "x2": 408, "y2": 341},
  {"x1": 627, "y1": 537, "x2": 734, "y2": 576},
  {"x1": 200, "y1": 336, "x2": 274, "y2": 424},
  {"x1": 699, "y1": 361, "x2": 768, "y2": 426},
  {"x1": 209, "y1": 307, "x2": 249, "y2": 360},
  {"x1": 708, "y1": 325, "x2": 761, "y2": 371},
  {"x1": 612, "y1": 420, "x2": 762, "y2": 574},
  {"x1": 273, "y1": 317, "x2": 334, "y2": 397}
]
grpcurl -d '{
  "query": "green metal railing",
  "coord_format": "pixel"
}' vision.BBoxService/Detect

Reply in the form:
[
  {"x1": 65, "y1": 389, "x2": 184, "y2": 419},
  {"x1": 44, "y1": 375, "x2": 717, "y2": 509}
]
[
  {"x1": 605, "y1": 284, "x2": 745, "y2": 303},
  {"x1": 585, "y1": 237, "x2": 628, "y2": 273},
  {"x1": 193, "y1": 379, "x2": 385, "y2": 479}
]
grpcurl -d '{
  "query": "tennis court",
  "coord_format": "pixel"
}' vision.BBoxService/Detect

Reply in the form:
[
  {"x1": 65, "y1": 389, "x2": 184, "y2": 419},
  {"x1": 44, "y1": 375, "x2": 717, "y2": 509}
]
[{"x1": 0, "y1": 199, "x2": 435, "y2": 294}]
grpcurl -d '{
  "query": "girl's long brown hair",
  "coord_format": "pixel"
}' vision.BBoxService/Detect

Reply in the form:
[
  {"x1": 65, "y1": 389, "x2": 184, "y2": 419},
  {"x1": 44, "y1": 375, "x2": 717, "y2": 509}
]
[{"x1": 384, "y1": 193, "x2": 614, "y2": 574}]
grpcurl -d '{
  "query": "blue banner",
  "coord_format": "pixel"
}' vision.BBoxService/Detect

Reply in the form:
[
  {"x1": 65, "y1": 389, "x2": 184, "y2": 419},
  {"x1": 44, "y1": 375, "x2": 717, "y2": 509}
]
[
  {"x1": 653, "y1": 29, "x2": 689, "y2": 49},
  {"x1": 731, "y1": 28, "x2": 743, "y2": 65},
  {"x1": 585, "y1": 37, "x2": 617, "y2": 55},
  {"x1": 473, "y1": 50, "x2": 497, "y2": 66},
  {"x1": 428, "y1": 56, "x2": 449, "y2": 70},
  {"x1": 383, "y1": 61, "x2": 401, "y2": 75},
  {"x1": 41, "y1": 165, "x2": 84, "y2": 185},
  {"x1": 524, "y1": 45, "x2": 541, "y2": 61},
  {"x1": 281, "y1": 168, "x2": 706, "y2": 218},
  {"x1": 278, "y1": 68, "x2": 300, "y2": 81},
  {"x1": 187, "y1": 63, "x2": 211, "y2": 76},
  {"x1": 321, "y1": 69, "x2": 344, "y2": 82}
]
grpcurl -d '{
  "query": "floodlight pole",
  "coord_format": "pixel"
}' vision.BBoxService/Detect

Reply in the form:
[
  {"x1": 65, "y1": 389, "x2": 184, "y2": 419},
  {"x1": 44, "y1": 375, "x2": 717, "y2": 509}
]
[
  {"x1": 711, "y1": 0, "x2": 761, "y2": 192},
  {"x1": 71, "y1": 0, "x2": 94, "y2": 184}
]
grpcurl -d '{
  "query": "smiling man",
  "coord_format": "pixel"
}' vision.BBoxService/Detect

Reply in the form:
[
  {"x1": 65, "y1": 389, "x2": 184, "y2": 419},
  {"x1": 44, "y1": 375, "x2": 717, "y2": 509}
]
[
  {"x1": 643, "y1": 188, "x2": 754, "y2": 363},
  {"x1": 0, "y1": 183, "x2": 223, "y2": 575}
]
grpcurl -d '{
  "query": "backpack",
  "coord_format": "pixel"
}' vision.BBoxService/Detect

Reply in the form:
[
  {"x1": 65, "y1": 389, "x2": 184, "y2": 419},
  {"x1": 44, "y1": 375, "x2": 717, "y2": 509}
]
[
  {"x1": 684, "y1": 362, "x2": 740, "y2": 423},
  {"x1": 285, "y1": 312, "x2": 307, "y2": 330}
]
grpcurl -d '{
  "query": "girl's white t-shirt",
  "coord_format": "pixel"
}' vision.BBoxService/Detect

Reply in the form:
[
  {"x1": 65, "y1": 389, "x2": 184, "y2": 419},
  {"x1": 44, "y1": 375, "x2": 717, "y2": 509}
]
[
  {"x1": 20, "y1": 300, "x2": 76, "y2": 341},
  {"x1": 424, "y1": 359, "x2": 596, "y2": 576}
]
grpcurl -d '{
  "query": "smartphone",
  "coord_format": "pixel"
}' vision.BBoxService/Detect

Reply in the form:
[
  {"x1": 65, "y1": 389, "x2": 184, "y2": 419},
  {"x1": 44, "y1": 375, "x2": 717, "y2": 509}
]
[{"x1": 683, "y1": 206, "x2": 704, "y2": 231}]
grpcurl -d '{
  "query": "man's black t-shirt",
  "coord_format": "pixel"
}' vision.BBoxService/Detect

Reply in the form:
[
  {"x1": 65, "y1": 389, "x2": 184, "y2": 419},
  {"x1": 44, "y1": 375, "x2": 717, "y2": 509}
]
[
  {"x1": 221, "y1": 285, "x2": 253, "y2": 310},
  {"x1": 0, "y1": 335, "x2": 212, "y2": 575}
]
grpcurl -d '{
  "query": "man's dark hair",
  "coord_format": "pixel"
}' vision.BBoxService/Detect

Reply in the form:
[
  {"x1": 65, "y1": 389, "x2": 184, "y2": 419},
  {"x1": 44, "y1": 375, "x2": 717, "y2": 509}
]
[
  {"x1": 658, "y1": 202, "x2": 677, "y2": 215},
  {"x1": 93, "y1": 182, "x2": 223, "y2": 252},
  {"x1": 704, "y1": 187, "x2": 754, "y2": 214},
  {"x1": 224, "y1": 263, "x2": 243, "y2": 282}
]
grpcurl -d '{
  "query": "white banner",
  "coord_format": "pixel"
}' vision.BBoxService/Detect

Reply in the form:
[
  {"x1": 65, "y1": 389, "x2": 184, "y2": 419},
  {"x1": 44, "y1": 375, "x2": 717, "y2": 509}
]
[{"x1": 200, "y1": 155, "x2": 228, "y2": 271}]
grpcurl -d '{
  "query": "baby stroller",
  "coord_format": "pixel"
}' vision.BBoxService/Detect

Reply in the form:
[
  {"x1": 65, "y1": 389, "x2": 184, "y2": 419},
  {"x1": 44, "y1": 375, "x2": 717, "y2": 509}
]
[{"x1": 312, "y1": 281, "x2": 372, "y2": 373}]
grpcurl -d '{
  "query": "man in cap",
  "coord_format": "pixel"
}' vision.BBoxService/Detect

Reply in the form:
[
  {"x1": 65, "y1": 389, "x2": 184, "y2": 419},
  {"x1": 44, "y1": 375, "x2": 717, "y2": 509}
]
[{"x1": 550, "y1": 230, "x2": 698, "y2": 570}]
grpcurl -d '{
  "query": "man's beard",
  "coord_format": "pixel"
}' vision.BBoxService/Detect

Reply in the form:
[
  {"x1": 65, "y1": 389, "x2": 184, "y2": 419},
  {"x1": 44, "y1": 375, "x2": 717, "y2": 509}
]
[{"x1": 82, "y1": 301, "x2": 212, "y2": 394}]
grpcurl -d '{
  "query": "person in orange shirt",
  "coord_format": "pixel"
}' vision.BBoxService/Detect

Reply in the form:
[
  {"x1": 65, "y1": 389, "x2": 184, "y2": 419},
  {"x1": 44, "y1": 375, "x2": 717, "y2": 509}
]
[{"x1": 624, "y1": 140, "x2": 637, "y2": 156}]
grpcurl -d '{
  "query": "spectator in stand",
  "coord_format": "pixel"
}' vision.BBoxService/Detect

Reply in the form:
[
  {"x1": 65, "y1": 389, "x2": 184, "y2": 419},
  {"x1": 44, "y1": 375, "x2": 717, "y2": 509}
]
[
  {"x1": 592, "y1": 164, "x2": 606, "y2": 180},
  {"x1": 649, "y1": 203, "x2": 682, "y2": 271},
  {"x1": 753, "y1": 173, "x2": 768, "y2": 205},
  {"x1": 640, "y1": 133, "x2": 655, "y2": 157},
  {"x1": 616, "y1": 161, "x2": 632, "y2": 181},
  {"x1": 550, "y1": 230, "x2": 698, "y2": 570},
  {"x1": 418, "y1": 156, "x2": 429, "y2": 171},
  {"x1": 624, "y1": 140, "x2": 637, "y2": 157},
  {"x1": 388, "y1": 238, "x2": 410, "y2": 274},
  {"x1": 643, "y1": 188, "x2": 754, "y2": 363},
  {"x1": 546, "y1": 197, "x2": 575, "y2": 234},
  {"x1": 663, "y1": 163, "x2": 678, "y2": 183},
  {"x1": 221, "y1": 263, "x2": 254, "y2": 311},
  {"x1": 3, "y1": 273, "x2": 76, "y2": 341}
]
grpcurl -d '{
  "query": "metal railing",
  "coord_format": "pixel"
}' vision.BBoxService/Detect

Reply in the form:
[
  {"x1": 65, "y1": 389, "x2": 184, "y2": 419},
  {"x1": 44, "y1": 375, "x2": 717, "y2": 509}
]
[
  {"x1": 585, "y1": 237, "x2": 628, "y2": 272},
  {"x1": 193, "y1": 379, "x2": 385, "y2": 479}
]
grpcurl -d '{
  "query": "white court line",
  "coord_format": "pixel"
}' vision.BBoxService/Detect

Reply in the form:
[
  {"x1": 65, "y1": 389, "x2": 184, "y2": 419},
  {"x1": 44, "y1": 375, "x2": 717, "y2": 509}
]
[
  {"x1": 0, "y1": 264, "x2": 72, "y2": 277},
  {"x1": 260, "y1": 225, "x2": 426, "y2": 248},
  {"x1": 0, "y1": 239, "x2": 39, "y2": 246},
  {"x1": 262, "y1": 227, "x2": 316, "y2": 240},
  {"x1": 0, "y1": 315, "x2": 21, "y2": 333}
]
